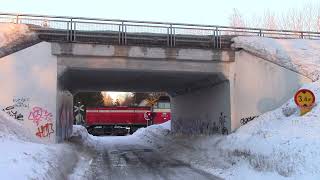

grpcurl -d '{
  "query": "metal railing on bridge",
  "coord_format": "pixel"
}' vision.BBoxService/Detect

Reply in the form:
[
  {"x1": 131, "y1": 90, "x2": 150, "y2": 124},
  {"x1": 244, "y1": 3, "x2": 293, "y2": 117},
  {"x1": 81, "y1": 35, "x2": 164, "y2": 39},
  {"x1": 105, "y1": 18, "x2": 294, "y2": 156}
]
[{"x1": 1, "y1": 13, "x2": 320, "y2": 49}]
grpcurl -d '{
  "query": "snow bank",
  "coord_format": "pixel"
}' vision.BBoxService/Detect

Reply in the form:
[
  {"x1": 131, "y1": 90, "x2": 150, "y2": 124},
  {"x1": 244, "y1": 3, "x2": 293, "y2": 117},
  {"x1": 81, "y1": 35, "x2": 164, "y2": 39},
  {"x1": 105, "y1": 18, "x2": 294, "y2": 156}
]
[
  {"x1": 134, "y1": 120, "x2": 171, "y2": 135},
  {"x1": 0, "y1": 23, "x2": 39, "y2": 57},
  {"x1": 71, "y1": 125, "x2": 97, "y2": 148},
  {"x1": 0, "y1": 111, "x2": 37, "y2": 142},
  {"x1": 232, "y1": 37, "x2": 320, "y2": 81},
  {"x1": 0, "y1": 23, "x2": 36, "y2": 46},
  {"x1": 0, "y1": 111, "x2": 78, "y2": 180},
  {"x1": 132, "y1": 121, "x2": 171, "y2": 146},
  {"x1": 220, "y1": 81, "x2": 320, "y2": 178}
]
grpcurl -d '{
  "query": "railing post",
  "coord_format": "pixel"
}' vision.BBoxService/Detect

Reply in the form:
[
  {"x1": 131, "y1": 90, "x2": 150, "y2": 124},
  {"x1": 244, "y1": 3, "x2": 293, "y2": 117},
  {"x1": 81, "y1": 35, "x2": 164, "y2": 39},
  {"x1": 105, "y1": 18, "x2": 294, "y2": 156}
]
[
  {"x1": 124, "y1": 24, "x2": 127, "y2": 45},
  {"x1": 68, "y1": 18, "x2": 73, "y2": 42},
  {"x1": 16, "y1": 15, "x2": 19, "y2": 24},
  {"x1": 212, "y1": 29, "x2": 216, "y2": 48},
  {"x1": 259, "y1": 29, "x2": 262, "y2": 36},
  {"x1": 67, "y1": 21, "x2": 70, "y2": 41},
  {"x1": 300, "y1": 32, "x2": 304, "y2": 39},
  {"x1": 218, "y1": 28, "x2": 221, "y2": 48},
  {"x1": 169, "y1": 24, "x2": 173, "y2": 47},
  {"x1": 172, "y1": 26, "x2": 176, "y2": 47},
  {"x1": 118, "y1": 21, "x2": 126, "y2": 45},
  {"x1": 215, "y1": 27, "x2": 221, "y2": 49},
  {"x1": 118, "y1": 24, "x2": 121, "y2": 45},
  {"x1": 73, "y1": 21, "x2": 76, "y2": 41},
  {"x1": 167, "y1": 27, "x2": 170, "y2": 46},
  {"x1": 121, "y1": 22, "x2": 124, "y2": 45}
]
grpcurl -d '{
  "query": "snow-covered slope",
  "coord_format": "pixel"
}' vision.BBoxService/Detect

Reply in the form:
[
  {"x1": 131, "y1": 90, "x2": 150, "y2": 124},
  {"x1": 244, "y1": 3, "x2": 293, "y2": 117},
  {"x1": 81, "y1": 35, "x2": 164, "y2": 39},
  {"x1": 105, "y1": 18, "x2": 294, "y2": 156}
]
[
  {"x1": 0, "y1": 111, "x2": 37, "y2": 142},
  {"x1": 219, "y1": 81, "x2": 320, "y2": 179},
  {"x1": 0, "y1": 111, "x2": 77, "y2": 180},
  {"x1": 0, "y1": 23, "x2": 40, "y2": 58},
  {"x1": 232, "y1": 37, "x2": 320, "y2": 81}
]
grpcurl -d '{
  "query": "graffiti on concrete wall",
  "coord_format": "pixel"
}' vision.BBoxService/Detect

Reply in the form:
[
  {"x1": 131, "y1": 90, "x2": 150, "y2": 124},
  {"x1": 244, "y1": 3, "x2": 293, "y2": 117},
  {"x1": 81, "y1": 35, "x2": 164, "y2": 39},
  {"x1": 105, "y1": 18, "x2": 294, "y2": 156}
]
[
  {"x1": 2, "y1": 106, "x2": 24, "y2": 120},
  {"x1": 172, "y1": 113, "x2": 229, "y2": 135},
  {"x1": 240, "y1": 116, "x2": 259, "y2": 125},
  {"x1": 35, "y1": 123, "x2": 54, "y2": 138},
  {"x1": 28, "y1": 106, "x2": 53, "y2": 126},
  {"x1": 28, "y1": 106, "x2": 54, "y2": 139},
  {"x1": 219, "y1": 112, "x2": 228, "y2": 135},
  {"x1": 13, "y1": 97, "x2": 30, "y2": 108},
  {"x1": 212, "y1": 122, "x2": 220, "y2": 133},
  {"x1": 2, "y1": 97, "x2": 30, "y2": 121}
]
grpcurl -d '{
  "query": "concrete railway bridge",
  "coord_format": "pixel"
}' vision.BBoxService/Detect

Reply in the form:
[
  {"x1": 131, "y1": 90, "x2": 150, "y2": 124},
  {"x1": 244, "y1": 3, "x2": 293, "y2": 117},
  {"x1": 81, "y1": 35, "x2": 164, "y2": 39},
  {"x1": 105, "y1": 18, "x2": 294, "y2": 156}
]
[{"x1": 0, "y1": 13, "x2": 317, "y2": 143}]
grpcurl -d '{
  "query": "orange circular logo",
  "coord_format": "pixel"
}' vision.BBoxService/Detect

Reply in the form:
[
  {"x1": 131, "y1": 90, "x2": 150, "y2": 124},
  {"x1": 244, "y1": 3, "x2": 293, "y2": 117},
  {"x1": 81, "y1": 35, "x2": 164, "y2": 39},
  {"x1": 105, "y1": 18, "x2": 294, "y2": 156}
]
[{"x1": 294, "y1": 89, "x2": 315, "y2": 108}]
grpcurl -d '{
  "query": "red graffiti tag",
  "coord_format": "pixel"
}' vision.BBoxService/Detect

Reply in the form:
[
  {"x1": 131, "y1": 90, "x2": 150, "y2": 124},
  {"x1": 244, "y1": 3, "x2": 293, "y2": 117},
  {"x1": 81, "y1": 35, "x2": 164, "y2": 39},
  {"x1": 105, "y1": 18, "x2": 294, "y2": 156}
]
[
  {"x1": 35, "y1": 123, "x2": 54, "y2": 138},
  {"x1": 28, "y1": 107, "x2": 53, "y2": 126}
]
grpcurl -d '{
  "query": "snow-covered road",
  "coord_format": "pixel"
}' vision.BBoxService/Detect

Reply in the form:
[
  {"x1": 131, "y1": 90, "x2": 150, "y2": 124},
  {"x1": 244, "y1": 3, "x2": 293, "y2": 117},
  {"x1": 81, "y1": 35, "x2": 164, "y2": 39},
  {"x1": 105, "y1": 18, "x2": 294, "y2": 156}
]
[
  {"x1": 1, "y1": 81, "x2": 319, "y2": 179},
  {"x1": 69, "y1": 134, "x2": 222, "y2": 180}
]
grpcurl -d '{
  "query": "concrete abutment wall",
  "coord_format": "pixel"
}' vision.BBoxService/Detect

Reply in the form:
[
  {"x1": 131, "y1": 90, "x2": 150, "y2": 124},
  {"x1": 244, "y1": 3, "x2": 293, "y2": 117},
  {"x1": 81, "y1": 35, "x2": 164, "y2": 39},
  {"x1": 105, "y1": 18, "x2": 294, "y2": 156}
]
[
  {"x1": 170, "y1": 50, "x2": 313, "y2": 134},
  {"x1": 229, "y1": 50, "x2": 312, "y2": 130},
  {"x1": 171, "y1": 81, "x2": 231, "y2": 135},
  {"x1": 0, "y1": 42, "x2": 74, "y2": 143}
]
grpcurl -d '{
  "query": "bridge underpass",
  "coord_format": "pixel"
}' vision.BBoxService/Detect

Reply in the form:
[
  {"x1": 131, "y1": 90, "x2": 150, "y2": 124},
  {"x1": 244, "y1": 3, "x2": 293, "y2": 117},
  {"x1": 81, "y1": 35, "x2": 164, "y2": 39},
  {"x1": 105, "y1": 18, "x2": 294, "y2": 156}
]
[
  {"x1": 62, "y1": 69, "x2": 224, "y2": 93},
  {"x1": 0, "y1": 14, "x2": 314, "y2": 143},
  {"x1": 56, "y1": 42, "x2": 233, "y2": 137}
]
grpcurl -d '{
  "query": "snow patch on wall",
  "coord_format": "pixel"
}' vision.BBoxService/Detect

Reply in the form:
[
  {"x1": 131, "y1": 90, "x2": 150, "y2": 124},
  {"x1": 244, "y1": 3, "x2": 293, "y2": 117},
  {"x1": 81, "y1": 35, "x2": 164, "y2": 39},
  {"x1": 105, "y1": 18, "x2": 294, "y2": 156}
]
[
  {"x1": 0, "y1": 23, "x2": 31, "y2": 46},
  {"x1": 232, "y1": 37, "x2": 320, "y2": 81},
  {"x1": 0, "y1": 23, "x2": 39, "y2": 57}
]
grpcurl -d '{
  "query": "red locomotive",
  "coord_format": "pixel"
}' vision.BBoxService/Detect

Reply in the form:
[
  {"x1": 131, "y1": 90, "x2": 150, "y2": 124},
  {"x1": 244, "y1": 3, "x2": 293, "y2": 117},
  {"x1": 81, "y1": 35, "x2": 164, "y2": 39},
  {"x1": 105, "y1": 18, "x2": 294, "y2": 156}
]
[{"x1": 86, "y1": 97, "x2": 171, "y2": 135}]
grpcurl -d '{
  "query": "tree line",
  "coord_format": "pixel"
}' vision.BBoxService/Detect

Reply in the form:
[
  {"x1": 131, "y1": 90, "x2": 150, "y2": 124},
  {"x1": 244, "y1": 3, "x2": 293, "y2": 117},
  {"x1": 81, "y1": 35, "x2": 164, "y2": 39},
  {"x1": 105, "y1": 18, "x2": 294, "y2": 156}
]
[
  {"x1": 74, "y1": 92, "x2": 167, "y2": 108},
  {"x1": 229, "y1": 2, "x2": 320, "y2": 31}
]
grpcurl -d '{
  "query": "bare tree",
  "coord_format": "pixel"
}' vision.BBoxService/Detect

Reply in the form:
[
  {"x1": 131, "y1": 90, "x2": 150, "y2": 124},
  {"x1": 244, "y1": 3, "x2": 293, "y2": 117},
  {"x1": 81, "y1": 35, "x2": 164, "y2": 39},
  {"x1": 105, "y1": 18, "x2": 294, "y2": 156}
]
[
  {"x1": 229, "y1": 2, "x2": 320, "y2": 32},
  {"x1": 262, "y1": 10, "x2": 277, "y2": 29},
  {"x1": 229, "y1": 8, "x2": 246, "y2": 27},
  {"x1": 120, "y1": 93, "x2": 134, "y2": 106},
  {"x1": 102, "y1": 93, "x2": 114, "y2": 106}
]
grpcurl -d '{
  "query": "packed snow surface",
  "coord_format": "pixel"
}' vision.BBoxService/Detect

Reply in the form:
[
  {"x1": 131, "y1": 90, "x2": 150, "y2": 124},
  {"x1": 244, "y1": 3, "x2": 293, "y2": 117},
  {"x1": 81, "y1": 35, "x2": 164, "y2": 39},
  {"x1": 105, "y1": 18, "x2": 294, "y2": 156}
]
[{"x1": 232, "y1": 37, "x2": 320, "y2": 81}]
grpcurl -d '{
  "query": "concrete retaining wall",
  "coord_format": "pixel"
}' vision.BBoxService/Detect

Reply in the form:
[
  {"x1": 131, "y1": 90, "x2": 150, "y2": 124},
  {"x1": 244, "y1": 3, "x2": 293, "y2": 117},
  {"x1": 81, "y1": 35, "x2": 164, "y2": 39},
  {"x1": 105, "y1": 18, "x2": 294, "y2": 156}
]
[
  {"x1": 0, "y1": 42, "x2": 57, "y2": 143},
  {"x1": 171, "y1": 81, "x2": 231, "y2": 135},
  {"x1": 230, "y1": 50, "x2": 312, "y2": 130},
  {"x1": 0, "y1": 42, "x2": 73, "y2": 143}
]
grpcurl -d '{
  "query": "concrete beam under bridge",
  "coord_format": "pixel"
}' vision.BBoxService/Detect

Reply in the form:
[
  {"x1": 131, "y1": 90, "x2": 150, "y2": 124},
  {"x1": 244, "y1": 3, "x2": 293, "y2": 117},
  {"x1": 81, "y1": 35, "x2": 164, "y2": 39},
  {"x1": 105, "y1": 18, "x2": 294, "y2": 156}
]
[
  {"x1": 60, "y1": 68, "x2": 226, "y2": 95},
  {"x1": 52, "y1": 43, "x2": 235, "y2": 62}
]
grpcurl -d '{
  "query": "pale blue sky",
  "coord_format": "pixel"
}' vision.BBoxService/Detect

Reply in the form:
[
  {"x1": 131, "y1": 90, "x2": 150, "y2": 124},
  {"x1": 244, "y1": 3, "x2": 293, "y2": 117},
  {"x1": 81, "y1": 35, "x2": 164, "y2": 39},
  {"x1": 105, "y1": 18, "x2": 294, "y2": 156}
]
[{"x1": 0, "y1": 0, "x2": 318, "y2": 26}]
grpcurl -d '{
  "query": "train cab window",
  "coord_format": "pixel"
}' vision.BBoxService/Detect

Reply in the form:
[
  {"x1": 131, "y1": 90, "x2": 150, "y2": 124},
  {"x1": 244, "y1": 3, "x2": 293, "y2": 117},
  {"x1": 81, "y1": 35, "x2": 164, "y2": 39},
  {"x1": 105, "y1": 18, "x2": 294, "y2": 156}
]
[{"x1": 155, "y1": 102, "x2": 170, "y2": 109}]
